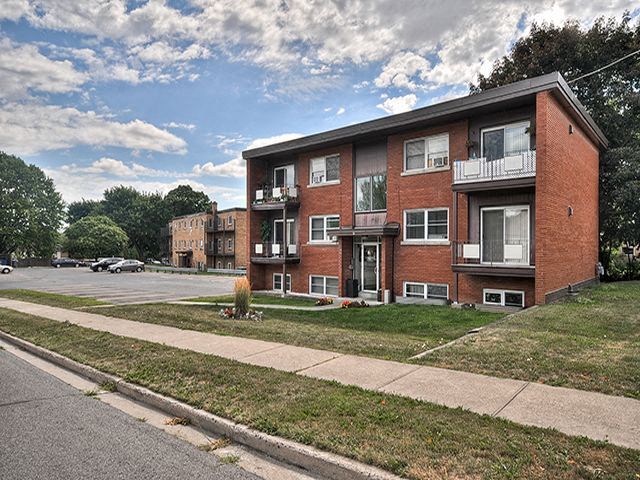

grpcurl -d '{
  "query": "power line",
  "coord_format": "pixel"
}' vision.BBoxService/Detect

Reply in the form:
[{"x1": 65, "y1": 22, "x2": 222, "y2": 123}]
[{"x1": 568, "y1": 48, "x2": 640, "y2": 84}]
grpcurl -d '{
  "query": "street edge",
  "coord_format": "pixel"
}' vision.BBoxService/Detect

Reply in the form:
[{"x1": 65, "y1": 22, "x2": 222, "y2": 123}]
[{"x1": 0, "y1": 329, "x2": 402, "y2": 480}]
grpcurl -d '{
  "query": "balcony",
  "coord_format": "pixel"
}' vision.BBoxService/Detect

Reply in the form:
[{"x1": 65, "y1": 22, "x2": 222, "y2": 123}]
[
  {"x1": 453, "y1": 151, "x2": 536, "y2": 191},
  {"x1": 250, "y1": 242, "x2": 300, "y2": 264},
  {"x1": 251, "y1": 185, "x2": 300, "y2": 211},
  {"x1": 452, "y1": 240, "x2": 534, "y2": 277}
]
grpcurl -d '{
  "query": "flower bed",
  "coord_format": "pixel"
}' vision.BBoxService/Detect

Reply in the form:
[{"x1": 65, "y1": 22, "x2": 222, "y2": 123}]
[
  {"x1": 315, "y1": 297, "x2": 334, "y2": 306},
  {"x1": 219, "y1": 307, "x2": 264, "y2": 321},
  {"x1": 341, "y1": 300, "x2": 368, "y2": 309}
]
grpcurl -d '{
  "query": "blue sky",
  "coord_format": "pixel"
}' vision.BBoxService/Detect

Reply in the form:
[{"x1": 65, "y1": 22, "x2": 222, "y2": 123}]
[{"x1": 1, "y1": 1, "x2": 637, "y2": 208}]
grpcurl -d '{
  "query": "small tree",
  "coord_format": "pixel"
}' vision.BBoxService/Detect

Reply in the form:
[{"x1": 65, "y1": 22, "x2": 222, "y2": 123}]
[
  {"x1": 65, "y1": 215, "x2": 129, "y2": 259},
  {"x1": 234, "y1": 277, "x2": 252, "y2": 316}
]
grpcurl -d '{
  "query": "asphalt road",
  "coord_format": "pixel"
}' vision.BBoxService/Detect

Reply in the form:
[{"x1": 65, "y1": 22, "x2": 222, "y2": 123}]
[
  {"x1": 0, "y1": 267, "x2": 235, "y2": 304},
  {"x1": 0, "y1": 349, "x2": 259, "y2": 480}
]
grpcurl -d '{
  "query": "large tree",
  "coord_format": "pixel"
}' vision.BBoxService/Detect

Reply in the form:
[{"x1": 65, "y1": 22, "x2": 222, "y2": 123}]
[
  {"x1": 0, "y1": 152, "x2": 65, "y2": 257},
  {"x1": 471, "y1": 14, "x2": 640, "y2": 271},
  {"x1": 163, "y1": 185, "x2": 211, "y2": 217},
  {"x1": 64, "y1": 215, "x2": 129, "y2": 259},
  {"x1": 67, "y1": 199, "x2": 103, "y2": 224}
]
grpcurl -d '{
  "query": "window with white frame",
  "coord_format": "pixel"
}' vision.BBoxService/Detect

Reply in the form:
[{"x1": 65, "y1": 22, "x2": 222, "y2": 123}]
[
  {"x1": 404, "y1": 282, "x2": 449, "y2": 300},
  {"x1": 481, "y1": 121, "x2": 530, "y2": 160},
  {"x1": 483, "y1": 289, "x2": 524, "y2": 307},
  {"x1": 404, "y1": 208, "x2": 449, "y2": 241},
  {"x1": 310, "y1": 155, "x2": 340, "y2": 185},
  {"x1": 309, "y1": 215, "x2": 340, "y2": 242},
  {"x1": 309, "y1": 275, "x2": 339, "y2": 296},
  {"x1": 404, "y1": 133, "x2": 449, "y2": 172},
  {"x1": 273, "y1": 273, "x2": 292, "y2": 291},
  {"x1": 217, "y1": 261, "x2": 222, "y2": 269},
  {"x1": 228, "y1": 216, "x2": 233, "y2": 226},
  {"x1": 481, "y1": 205, "x2": 529, "y2": 265}
]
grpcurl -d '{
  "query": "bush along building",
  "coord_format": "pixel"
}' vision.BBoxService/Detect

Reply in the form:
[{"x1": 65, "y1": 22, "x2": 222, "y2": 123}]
[
  {"x1": 243, "y1": 72, "x2": 606, "y2": 308},
  {"x1": 165, "y1": 202, "x2": 247, "y2": 270}
]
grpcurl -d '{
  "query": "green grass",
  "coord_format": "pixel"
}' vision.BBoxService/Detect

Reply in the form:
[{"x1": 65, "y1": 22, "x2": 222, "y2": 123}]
[
  {"x1": 101, "y1": 303, "x2": 501, "y2": 361},
  {"x1": 0, "y1": 309, "x2": 637, "y2": 480},
  {"x1": 186, "y1": 293, "x2": 318, "y2": 307},
  {"x1": 0, "y1": 289, "x2": 108, "y2": 309},
  {"x1": 420, "y1": 282, "x2": 640, "y2": 399}
]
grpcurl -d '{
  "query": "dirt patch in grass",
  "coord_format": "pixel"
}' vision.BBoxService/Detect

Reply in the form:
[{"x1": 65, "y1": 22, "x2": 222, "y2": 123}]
[
  {"x1": 0, "y1": 289, "x2": 107, "y2": 309},
  {"x1": 0, "y1": 308, "x2": 637, "y2": 480},
  {"x1": 100, "y1": 303, "x2": 501, "y2": 361},
  {"x1": 420, "y1": 282, "x2": 640, "y2": 398}
]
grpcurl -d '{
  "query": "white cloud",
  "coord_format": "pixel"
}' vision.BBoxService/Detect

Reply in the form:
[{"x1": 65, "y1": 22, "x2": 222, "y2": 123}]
[
  {"x1": 192, "y1": 157, "x2": 245, "y2": 178},
  {"x1": 0, "y1": 103, "x2": 187, "y2": 156},
  {"x1": 0, "y1": 37, "x2": 88, "y2": 99},
  {"x1": 245, "y1": 133, "x2": 303, "y2": 150},
  {"x1": 374, "y1": 52, "x2": 431, "y2": 91},
  {"x1": 336, "y1": 107, "x2": 345, "y2": 116},
  {"x1": 60, "y1": 157, "x2": 173, "y2": 178},
  {"x1": 163, "y1": 122, "x2": 196, "y2": 131},
  {"x1": 376, "y1": 94, "x2": 418, "y2": 114}
]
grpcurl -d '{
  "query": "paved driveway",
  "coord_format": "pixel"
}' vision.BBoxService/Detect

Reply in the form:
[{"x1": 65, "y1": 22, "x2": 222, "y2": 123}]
[{"x1": 0, "y1": 267, "x2": 236, "y2": 305}]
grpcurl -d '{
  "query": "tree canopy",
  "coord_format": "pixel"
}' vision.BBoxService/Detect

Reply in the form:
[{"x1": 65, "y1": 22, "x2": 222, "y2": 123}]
[
  {"x1": 64, "y1": 215, "x2": 129, "y2": 259},
  {"x1": 163, "y1": 185, "x2": 211, "y2": 217},
  {"x1": 471, "y1": 14, "x2": 640, "y2": 270},
  {"x1": 0, "y1": 152, "x2": 65, "y2": 257},
  {"x1": 67, "y1": 199, "x2": 102, "y2": 224}
]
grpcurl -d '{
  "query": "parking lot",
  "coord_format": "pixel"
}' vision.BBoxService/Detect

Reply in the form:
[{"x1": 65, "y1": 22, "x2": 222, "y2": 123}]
[{"x1": 0, "y1": 267, "x2": 236, "y2": 305}]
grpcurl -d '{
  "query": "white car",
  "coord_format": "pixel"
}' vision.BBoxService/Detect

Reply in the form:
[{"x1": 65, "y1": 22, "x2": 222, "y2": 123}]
[
  {"x1": 1, "y1": 265, "x2": 13, "y2": 274},
  {"x1": 108, "y1": 259, "x2": 145, "y2": 273}
]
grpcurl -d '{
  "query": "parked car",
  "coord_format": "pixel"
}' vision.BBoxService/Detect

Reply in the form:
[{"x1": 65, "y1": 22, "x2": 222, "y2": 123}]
[
  {"x1": 145, "y1": 258, "x2": 162, "y2": 264},
  {"x1": 51, "y1": 258, "x2": 85, "y2": 268},
  {"x1": 90, "y1": 257, "x2": 124, "y2": 272},
  {"x1": 108, "y1": 259, "x2": 145, "y2": 273},
  {"x1": 1, "y1": 264, "x2": 13, "y2": 274}
]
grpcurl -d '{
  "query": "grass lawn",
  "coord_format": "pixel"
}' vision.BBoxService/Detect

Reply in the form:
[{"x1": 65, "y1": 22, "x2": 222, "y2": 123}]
[
  {"x1": 0, "y1": 289, "x2": 107, "y2": 309},
  {"x1": 0, "y1": 309, "x2": 637, "y2": 480},
  {"x1": 420, "y1": 282, "x2": 640, "y2": 399},
  {"x1": 186, "y1": 293, "x2": 318, "y2": 307},
  {"x1": 101, "y1": 303, "x2": 501, "y2": 361}
]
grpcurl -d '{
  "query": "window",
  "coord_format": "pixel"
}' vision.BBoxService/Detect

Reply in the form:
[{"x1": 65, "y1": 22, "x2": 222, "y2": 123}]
[
  {"x1": 273, "y1": 273, "x2": 292, "y2": 291},
  {"x1": 217, "y1": 217, "x2": 222, "y2": 227},
  {"x1": 355, "y1": 174, "x2": 386, "y2": 212},
  {"x1": 483, "y1": 289, "x2": 524, "y2": 307},
  {"x1": 228, "y1": 216, "x2": 233, "y2": 226},
  {"x1": 227, "y1": 239, "x2": 233, "y2": 250},
  {"x1": 274, "y1": 219, "x2": 295, "y2": 245},
  {"x1": 481, "y1": 122, "x2": 530, "y2": 160},
  {"x1": 274, "y1": 164, "x2": 295, "y2": 188},
  {"x1": 404, "y1": 134, "x2": 449, "y2": 172},
  {"x1": 227, "y1": 262, "x2": 232, "y2": 269},
  {"x1": 309, "y1": 215, "x2": 339, "y2": 242},
  {"x1": 217, "y1": 238, "x2": 222, "y2": 251},
  {"x1": 404, "y1": 208, "x2": 449, "y2": 242},
  {"x1": 217, "y1": 261, "x2": 222, "y2": 269},
  {"x1": 404, "y1": 282, "x2": 449, "y2": 301},
  {"x1": 309, "y1": 275, "x2": 339, "y2": 296},
  {"x1": 310, "y1": 155, "x2": 340, "y2": 185},
  {"x1": 481, "y1": 206, "x2": 529, "y2": 264}
]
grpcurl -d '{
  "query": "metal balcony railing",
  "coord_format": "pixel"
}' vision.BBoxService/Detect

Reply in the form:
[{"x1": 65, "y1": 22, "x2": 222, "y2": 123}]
[
  {"x1": 453, "y1": 150, "x2": 536, "y2": 184},
  {"x1": 453, "y1": 239, "x2": 531, "y2": 266},
  {"x1": 252, "y1": 184, "x2": 300, "y2": 205},
  {"x1": 251, "y1": 242, "x2": 300, "y2": 259}
]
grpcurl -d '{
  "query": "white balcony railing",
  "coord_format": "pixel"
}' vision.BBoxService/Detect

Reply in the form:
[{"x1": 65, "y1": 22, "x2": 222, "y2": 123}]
[{"x1": 453, "y1": 150, "x2": 536, "y2": 184}]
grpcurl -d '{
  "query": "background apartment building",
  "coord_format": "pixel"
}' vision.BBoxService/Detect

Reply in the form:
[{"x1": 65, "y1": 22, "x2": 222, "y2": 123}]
[
  {"x1": 243, "y1": 73, "x2": 606, "y2": 307},
  {"x1": 165, "y1": 202, "x2": 247, "y2": 270}
]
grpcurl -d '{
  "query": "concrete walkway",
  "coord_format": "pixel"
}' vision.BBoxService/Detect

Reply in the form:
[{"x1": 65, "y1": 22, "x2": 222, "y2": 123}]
[{"x1": 1, "y1": 298, "x2": 638, "y2": 450}]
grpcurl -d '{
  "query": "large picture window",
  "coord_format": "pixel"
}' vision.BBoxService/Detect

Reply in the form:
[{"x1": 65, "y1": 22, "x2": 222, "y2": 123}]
[
  {"x1": 481, "y1": 206, "x2": 529, "y2": 264},
  {"x1": 309, "y1": 215, "x2": 339, "y2": 242},
  {"x1": 310, "y1": 155, "x2": 340, "y2": 185},
  {"x1": 481, "y1": 122, "x2": 530, "y2": 160},
  {"x1": 310, "y1": 275, "x2": 339, "y2": 296},
  {"x1": 355, "y1": 174, "x2": 386, "y2": 212},
  {"x1": 403, "y1": 208, "x2": 449, "y2": 242},
  {"x1": 404, "y1": 133, "x2": 449, "y2": 172}
]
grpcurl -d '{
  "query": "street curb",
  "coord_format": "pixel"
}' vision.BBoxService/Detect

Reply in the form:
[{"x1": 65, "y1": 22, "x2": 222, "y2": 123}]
[{"x1": 0, "y1": 330, "x2": 402, "y2": 480}]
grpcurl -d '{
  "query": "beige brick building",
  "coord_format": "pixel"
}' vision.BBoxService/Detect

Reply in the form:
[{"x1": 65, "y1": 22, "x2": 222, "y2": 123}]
[{"x1": 167, "y1": 202, "x2": 247, "y2": 270}]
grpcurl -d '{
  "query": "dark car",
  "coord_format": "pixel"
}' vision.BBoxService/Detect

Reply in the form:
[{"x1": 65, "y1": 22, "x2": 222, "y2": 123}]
[
  {"x1": 90, "y1": 257, "x2": 124, "y2": 272},
  {"x1": 108, "y1": 259, "x2": 145, "y2": 273},
  {"x1": 51, "y1": 258, "x2": 85, "y2": 268}
]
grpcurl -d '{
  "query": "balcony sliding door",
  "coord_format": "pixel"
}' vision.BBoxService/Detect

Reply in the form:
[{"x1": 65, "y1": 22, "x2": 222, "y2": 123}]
[{"x1": 481, "y1": 206, "x2": 529, "y2": 265}]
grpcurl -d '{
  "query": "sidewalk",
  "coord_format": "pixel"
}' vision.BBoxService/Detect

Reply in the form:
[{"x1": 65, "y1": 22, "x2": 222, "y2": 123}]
[{"x1": 1, "y1": 298, "x2": 638, "y2": 450}]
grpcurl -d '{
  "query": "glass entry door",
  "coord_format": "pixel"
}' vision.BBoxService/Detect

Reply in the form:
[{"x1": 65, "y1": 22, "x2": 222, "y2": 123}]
[{"x1": 360, "y1": 243, "x2": 379, "y2": 292}]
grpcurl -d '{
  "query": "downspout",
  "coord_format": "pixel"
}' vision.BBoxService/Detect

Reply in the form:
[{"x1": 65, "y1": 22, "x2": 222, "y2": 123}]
[{"x1": 453, "y1": 191, "x2": 459, "y2": 304}]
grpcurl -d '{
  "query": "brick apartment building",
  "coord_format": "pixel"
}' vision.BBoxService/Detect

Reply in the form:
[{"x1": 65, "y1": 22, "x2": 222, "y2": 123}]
[
  {"x1": 164, "y1": 202, "x2": 247, "y2": 270},
  {"x1": 242, "y1": 72, "x2": 606, "y2": 308}
]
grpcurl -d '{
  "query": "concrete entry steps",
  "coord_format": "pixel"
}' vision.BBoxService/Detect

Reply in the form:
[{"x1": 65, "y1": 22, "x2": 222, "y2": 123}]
[{"x1": 0, "y1": 297, "x2": 638, "y2": 450}]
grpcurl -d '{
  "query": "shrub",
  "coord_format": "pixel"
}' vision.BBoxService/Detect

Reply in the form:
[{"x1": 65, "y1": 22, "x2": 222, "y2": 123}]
[
  {"x1": 315, "y1": 297, "x2": 334, "y2": 306},
  {"x1": 234, "y1": 277, "x2": 252, "y2": 315}
]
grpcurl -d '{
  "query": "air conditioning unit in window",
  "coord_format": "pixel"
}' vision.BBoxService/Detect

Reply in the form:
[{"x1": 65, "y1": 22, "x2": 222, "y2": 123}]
[
  {"x1": 312, "y1": 172, "x2": 324, "y2": 184},
  {"x1": 433, "y1": 157, "x2": 447, "y2": 168}
]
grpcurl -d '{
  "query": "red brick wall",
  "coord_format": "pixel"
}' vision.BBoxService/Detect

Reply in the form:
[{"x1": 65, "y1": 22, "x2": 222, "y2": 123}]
[
  {"x1": 459, "y1": 276, "x2": 535, "y2": 307},
  {"x1": 387, "y1": 120, "x2": 468, "y2": 298},
  {"x1": 535, "y1": 91, "x2": 599, "y2": 303}
]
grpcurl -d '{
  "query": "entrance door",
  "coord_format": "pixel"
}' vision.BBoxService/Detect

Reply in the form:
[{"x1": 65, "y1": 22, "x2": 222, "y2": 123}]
[{"x1": 361, "y1": 243, "x2": 379, "y2": 292}]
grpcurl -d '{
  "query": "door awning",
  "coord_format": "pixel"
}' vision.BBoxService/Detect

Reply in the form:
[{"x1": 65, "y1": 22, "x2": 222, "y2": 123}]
[{"x1": 334, "y1": 223, "x2": 400, "y2": 237}]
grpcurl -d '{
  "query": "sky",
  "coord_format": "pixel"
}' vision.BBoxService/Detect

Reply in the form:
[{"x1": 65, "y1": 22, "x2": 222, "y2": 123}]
[{"x1": 1, "y1": 1, "x2": 638, "y2": 209}]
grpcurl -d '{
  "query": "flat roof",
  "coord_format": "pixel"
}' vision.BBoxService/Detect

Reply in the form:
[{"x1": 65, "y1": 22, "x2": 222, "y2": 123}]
[{"x1": 242, "y1": 72, "x2": 607, "y2": 160}]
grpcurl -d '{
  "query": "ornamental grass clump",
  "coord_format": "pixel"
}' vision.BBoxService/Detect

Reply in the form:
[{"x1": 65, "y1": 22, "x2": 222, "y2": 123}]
[{"x1": 234, "y1": 277, "x2": 252, "y2": 316}]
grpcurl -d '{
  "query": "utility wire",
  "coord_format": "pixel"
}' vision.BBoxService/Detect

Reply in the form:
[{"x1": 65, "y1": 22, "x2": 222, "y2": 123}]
[{"x1": 568, "y1": 48, "x2": 640, "y2": 84}]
